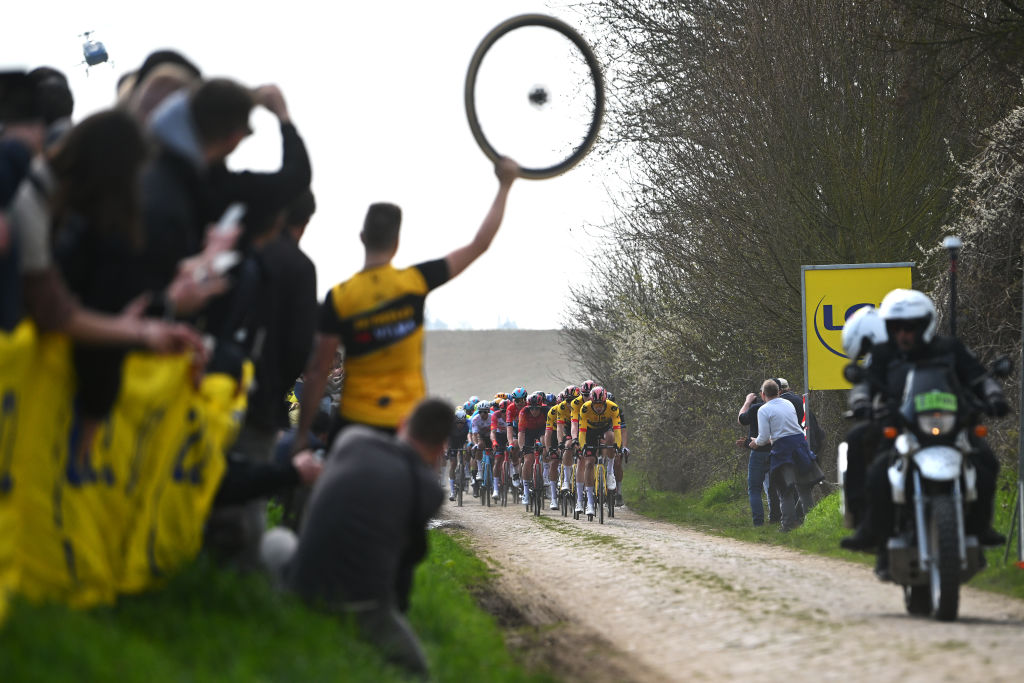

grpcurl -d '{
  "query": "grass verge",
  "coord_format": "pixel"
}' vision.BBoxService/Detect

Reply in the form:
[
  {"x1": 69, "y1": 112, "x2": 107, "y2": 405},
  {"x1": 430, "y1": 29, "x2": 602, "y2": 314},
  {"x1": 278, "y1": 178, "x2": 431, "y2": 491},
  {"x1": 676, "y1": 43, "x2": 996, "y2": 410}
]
[
  {"x1": 624, "y1": 470, "x2": 1024, "y2": 600},
  {"x1": 0, "y1": 530, "x2": 551, "y2": 682}
]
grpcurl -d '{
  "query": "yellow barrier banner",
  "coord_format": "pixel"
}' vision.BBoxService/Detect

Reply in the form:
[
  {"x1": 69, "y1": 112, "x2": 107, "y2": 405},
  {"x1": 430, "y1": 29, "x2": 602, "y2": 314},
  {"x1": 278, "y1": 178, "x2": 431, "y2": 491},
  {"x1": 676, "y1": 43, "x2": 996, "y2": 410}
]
[
  {"x1": 0, "y1": 324, "x2": 247, "y2": 613},
  {"x1": 802, "y1": 263, "x2": 913, "y2": 390}
]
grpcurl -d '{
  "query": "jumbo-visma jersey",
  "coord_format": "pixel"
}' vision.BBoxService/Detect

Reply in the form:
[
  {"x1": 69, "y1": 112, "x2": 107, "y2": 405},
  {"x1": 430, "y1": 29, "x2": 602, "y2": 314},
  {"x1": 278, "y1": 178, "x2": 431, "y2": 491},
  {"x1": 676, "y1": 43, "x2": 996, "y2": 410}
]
[
  {"x1": 320, "y1": 260, "x2": 449, "y2": 428},
  {"x1": 578, "y1": 399, "x2": 622, "y2": 448}
]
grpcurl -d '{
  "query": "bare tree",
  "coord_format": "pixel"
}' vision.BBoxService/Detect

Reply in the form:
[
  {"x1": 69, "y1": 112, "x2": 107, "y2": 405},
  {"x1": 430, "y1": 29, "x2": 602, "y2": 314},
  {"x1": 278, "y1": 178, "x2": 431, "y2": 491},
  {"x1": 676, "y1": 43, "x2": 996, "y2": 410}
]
[{"x1": 566, "y1": 0, "x2": 1020, "y2": 490}]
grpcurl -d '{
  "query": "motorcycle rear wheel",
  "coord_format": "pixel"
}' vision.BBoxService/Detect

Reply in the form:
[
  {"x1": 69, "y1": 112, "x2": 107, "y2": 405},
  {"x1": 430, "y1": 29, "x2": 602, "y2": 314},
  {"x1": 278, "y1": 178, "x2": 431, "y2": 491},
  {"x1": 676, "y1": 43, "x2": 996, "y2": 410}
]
[{"x1": 903, "y1": 585, "x2": 931, "y2": 616}]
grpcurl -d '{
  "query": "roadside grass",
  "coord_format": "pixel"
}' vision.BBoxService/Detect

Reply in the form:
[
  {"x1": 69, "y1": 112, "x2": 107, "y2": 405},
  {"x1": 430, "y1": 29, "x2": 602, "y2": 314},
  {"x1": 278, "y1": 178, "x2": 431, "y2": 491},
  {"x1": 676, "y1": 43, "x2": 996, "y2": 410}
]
[
  {"x1": 624, "y1": 470, "x2": 1024, "y2": 600},
  {"x1": 0, "y1": 530, "x2": 551, "y2": 682}
]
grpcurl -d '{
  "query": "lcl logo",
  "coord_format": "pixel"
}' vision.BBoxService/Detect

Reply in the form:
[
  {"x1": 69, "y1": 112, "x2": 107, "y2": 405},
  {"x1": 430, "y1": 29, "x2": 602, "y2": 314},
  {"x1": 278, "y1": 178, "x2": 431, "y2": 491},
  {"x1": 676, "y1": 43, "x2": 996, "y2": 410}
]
[{"x1": 813, "y1": 298, "x2": 875, "y2": 358}]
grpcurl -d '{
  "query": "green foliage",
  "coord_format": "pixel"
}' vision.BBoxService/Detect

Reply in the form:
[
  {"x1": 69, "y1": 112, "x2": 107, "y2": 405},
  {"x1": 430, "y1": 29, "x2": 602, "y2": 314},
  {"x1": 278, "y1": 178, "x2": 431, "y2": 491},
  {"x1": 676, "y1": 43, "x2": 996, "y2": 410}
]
[
  {"x1": 265, "y1": 500, "x2": 284, "y2": 529},
  {"x1": 0, "y1": 533, "x2": 550, "y2": 682},
  {"x1": 567, "y1": 0, "x2": 1024, "y2": 492}
]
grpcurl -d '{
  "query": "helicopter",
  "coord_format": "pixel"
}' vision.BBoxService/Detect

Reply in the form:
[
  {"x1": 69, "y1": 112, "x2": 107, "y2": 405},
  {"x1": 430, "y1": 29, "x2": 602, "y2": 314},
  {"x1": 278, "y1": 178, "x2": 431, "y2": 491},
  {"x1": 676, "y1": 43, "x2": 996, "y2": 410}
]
[{"x1": 79, "y1": 31, "x2": 113, "y2": 74}]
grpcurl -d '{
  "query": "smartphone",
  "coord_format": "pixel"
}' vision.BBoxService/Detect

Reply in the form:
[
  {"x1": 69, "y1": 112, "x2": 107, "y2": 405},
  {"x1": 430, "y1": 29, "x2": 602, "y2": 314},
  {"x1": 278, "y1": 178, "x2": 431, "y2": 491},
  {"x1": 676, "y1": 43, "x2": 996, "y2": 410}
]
[{"x1": 215, "y1": 202, "x2": 246, "y2": 236}]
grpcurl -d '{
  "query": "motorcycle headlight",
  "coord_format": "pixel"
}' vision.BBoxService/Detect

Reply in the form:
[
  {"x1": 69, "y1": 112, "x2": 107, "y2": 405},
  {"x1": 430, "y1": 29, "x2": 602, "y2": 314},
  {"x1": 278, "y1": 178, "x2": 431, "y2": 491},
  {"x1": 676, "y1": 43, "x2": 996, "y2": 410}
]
[{"x1": 916, "y1": 411, "x2": 956, "y2": 437}]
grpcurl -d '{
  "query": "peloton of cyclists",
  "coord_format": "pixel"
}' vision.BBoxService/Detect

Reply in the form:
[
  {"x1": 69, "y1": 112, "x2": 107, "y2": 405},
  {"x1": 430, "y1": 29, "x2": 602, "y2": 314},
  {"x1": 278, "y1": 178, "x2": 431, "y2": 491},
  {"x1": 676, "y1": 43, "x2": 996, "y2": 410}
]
[{"x1": 455, "y1": 383, "x2": 630, "y2": 517}]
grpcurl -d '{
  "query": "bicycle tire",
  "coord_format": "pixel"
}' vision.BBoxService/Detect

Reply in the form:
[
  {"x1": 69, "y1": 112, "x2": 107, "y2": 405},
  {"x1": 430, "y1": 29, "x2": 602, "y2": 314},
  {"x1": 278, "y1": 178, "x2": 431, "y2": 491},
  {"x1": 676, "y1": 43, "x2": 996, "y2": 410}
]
[
  {"x1": 597, "y1": 463, "x2": 605, "y2": 524},
  {"x1": 464, "y1": 13, "x2": 605, "y2": 180},
  {"x1": 534, "y1": 458, "x2": 544, "y2": 516},
  {"x1": 500, "y1": 459, "x2": 509, "y2": 507}
]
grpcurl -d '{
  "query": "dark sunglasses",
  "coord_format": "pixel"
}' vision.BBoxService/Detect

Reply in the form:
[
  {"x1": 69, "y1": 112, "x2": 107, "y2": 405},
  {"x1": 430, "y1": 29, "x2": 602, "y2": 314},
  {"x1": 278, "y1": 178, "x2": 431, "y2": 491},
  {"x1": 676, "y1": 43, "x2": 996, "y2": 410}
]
[{"x1": 889, "y1": 320, "x2": 920, "y2": 332}]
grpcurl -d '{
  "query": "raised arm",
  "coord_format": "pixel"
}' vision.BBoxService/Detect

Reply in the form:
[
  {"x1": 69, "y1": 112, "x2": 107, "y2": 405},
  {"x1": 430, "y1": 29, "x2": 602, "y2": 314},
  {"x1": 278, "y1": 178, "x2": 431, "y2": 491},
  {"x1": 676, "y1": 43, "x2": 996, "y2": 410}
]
[{"x1": 444, "y1": 157, "x2": 519, "y2": 279}]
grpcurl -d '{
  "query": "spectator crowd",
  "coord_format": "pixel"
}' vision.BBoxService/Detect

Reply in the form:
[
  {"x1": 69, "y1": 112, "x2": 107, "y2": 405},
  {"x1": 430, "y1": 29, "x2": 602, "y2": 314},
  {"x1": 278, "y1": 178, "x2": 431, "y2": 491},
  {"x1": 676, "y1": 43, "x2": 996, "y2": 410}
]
[{"x1": 1, "y1": 52, "x2": 520, "y2": 678}]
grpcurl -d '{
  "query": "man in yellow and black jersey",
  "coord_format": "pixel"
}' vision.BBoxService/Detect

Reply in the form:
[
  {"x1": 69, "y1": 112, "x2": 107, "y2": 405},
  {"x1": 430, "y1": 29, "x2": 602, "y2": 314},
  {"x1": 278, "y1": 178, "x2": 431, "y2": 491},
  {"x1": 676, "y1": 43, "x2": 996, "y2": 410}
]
[
  {"x1": 553, "y1": 385, "x2": 580, "y2": 492},
  {"x1": 568, "y1": 379, "x2": 597, "y2": 442},
  {"x1": 293, "y1": 158, "x2": 519, "y2": 450},
  {"x1": 573, "y1": 386, "x2": 621, "y2": 516}
]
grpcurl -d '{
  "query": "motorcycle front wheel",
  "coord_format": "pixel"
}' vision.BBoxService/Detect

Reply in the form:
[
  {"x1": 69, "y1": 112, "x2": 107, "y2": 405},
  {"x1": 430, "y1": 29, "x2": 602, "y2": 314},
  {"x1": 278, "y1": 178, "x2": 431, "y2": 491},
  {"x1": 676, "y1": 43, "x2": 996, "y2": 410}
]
[{"x1": 929, "y1": 494, "x2": 961, "y2": 621}]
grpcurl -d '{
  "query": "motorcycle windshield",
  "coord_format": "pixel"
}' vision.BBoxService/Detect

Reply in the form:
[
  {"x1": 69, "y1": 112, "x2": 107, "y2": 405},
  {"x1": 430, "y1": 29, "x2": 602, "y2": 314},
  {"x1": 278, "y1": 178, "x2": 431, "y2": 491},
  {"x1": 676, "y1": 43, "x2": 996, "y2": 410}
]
[{"x1": 899, "y1": 366, "x2": 958, "y2": 426}]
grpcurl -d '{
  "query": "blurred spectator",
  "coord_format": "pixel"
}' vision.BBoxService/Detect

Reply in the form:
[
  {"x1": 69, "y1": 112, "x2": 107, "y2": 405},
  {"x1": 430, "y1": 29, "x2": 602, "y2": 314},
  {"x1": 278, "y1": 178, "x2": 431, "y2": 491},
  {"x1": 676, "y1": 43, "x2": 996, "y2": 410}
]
[
  {"x1": 262, "y1": 398, "x2": 454, "y2": 678},
  {"x1": 737, "y1": 389, "x2": 779, "y2": 527}
]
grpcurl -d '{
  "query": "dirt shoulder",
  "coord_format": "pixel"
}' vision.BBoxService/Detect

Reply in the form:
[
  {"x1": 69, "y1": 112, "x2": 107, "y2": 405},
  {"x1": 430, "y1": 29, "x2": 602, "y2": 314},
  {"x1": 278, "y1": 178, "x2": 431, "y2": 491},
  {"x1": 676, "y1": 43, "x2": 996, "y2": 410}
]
[{"x1": 439, "y1": 496, "x2": 1024, "y2": 682}]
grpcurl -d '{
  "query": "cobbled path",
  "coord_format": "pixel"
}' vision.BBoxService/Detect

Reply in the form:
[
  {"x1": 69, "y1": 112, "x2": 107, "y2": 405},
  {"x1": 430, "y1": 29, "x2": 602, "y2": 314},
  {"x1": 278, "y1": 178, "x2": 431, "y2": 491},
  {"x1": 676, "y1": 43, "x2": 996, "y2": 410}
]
[{"x1": 439, "y1": 493, "x2": 1024, "y2": 682}]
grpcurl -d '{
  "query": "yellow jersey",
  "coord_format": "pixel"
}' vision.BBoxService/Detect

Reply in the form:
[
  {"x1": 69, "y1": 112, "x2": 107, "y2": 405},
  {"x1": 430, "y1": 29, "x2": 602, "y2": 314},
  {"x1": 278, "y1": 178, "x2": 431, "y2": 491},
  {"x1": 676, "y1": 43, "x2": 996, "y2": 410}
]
[
  {"x1": 578, "y1": 400, "x2": 622, "y2": 448},
  {"x1": 319, "y1": 260, "x2": 449, "y2": 428}
]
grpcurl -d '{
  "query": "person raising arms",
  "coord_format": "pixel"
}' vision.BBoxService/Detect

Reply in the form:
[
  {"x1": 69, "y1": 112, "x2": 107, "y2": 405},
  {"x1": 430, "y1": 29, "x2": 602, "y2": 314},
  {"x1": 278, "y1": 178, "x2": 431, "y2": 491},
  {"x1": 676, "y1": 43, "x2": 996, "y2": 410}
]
[{"x1": 293, "y1": 158, "x2": 520, "y2": 451}]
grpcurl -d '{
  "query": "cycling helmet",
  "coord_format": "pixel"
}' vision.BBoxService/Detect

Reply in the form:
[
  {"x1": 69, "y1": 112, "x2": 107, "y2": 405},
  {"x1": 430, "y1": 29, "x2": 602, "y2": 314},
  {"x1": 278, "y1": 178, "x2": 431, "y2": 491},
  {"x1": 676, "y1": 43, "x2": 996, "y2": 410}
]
[
  {"x1": 464, "y1": 397, "x2": 479, "y2": 412},
  {"x1": 511, "y1": 387, "x2": 528, "y2": 400},
  {"x1": 545, "y1": 393, "x2": 557, "y2": 405},
  {"x1": 607, "y1": 392, "x2": 615, "y2": 401},
  {"x1": 564, "y1": 385, "x2": 581, "y2": 400},
  {"x1": 476, "y1": 400, "x2": 490, "y2": 413},
  {"x1": 455, "y1": 409, "x2": 467, "y2": 422},
  {"x1": 494, "y1": 399, "x2": 508, "y2": 412},
  {"x1": 842, "y1": 305, "x2": 888, "y2": 359},
  {"x1": 590, "y1": 386, "x2": 607, "y2": 403},
  {"x1": 581, "y1": 380, "x2": 596, "y2": 396},
  {"x1": 494, "y1": 392, "x2": 508, "y2": 400},
  {"x1": 878, "y1": 289, "x2": 937, "y2": 343},
  {"x1": 527, "y1": 393, "x2": 543, "y2": 407}
]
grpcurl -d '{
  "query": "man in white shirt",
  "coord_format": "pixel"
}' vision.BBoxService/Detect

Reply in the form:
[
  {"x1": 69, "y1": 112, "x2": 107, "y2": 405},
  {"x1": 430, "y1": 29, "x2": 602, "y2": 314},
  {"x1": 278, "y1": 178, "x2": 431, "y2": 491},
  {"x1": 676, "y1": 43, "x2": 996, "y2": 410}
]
[{"x1": 747, "y1": 379, "x2": 817, "y2": 531}]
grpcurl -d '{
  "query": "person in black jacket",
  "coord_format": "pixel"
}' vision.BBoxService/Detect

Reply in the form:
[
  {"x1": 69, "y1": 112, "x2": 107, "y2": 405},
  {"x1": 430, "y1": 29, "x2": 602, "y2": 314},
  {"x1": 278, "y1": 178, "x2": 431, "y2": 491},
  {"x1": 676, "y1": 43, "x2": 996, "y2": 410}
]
[
  {"x1": 136, "y1": 78, "x2": 255, "y2": 314},
  {"x1": 737, "y1": 390, "x2": 780, "y2": 526}
]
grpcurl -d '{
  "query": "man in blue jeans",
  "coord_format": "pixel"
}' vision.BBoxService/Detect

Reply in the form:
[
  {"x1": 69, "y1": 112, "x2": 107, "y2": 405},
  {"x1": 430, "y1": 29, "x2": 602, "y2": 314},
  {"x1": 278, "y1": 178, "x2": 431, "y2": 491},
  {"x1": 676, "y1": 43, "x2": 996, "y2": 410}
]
[{"x1": 737, "y1": 390, "x2": 779, "y2": 526}]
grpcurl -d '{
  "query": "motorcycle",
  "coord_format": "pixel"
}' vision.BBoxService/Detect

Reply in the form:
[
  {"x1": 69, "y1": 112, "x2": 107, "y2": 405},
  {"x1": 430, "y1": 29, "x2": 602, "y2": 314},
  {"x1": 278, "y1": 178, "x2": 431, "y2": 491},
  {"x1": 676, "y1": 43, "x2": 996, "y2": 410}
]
[{"x1": 838, "y1": 358, "x2": 1007, "y2": 621}]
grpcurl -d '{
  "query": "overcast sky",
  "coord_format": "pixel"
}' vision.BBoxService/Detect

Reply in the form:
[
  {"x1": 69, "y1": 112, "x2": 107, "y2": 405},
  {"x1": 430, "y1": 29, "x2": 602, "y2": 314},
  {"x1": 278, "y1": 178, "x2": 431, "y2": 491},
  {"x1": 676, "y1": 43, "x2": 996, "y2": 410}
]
[{"x1": 3, "y1": 0, "x2": 628, "y2": 329}]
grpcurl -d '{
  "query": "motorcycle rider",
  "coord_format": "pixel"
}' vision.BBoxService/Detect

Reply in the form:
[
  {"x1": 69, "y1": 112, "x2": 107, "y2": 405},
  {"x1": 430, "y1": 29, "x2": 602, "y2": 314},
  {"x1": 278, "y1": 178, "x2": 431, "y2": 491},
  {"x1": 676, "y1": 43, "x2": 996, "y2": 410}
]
[{"x1": 840, "y1": 289, "x2": 1008, "y2": 557}]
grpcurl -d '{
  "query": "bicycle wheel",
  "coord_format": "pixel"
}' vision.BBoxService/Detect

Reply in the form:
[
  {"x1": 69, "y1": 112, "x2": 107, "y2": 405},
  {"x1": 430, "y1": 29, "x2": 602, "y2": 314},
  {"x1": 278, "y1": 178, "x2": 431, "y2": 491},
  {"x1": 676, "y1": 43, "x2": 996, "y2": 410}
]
[
  {"x1": 500, "y1": 459, "x2": 509, "y2": 507},
  {"x1": 560, "y1": 473, "x2": 569, "y2": 517},
  {"x1": 456, "y1": 462, "x2": 463, "y2": 507},
  {"x1": 480, "y1": 466, "x2": 487, "y2": 506},
  {"x1": 532, "y1": 461, "x2": 543, "y2": 516},
  {"x1": 465, "y1": 14, "x2": 605, "y2": 179},
  {"x1": 482, "y1": 459, "x2": 491, "y2": 507},
  {"x1": 596, "y1": 464, "x2": 605, "y2": 524}
]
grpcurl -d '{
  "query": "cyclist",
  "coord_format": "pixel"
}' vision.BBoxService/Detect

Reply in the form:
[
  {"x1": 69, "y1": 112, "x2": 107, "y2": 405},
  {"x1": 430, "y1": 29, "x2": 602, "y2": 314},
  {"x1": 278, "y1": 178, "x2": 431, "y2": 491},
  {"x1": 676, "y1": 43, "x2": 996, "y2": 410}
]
[
  {"x1": 569, "y1": 381, "x2": 596, "y2": 510},
  {"x1": 607, "y1": 391, "x2": 631, "y2": 507},
  {"x1": 544, "y1": 392, "x2": 564, "y2": 509},
  {"x1": 505, "y1": 387, "x2": 528, "y2": 489},
  {"x1": 469, "y1": 400, "x2": 492, "y2": 495},
  {"x1": 490, "y1": 398, "x2": 510, "y2": 500},
  {"x1": 518, "y1": 392, "x2": 549, "y2": 509},
  {"x1": 573, "y1": 386, "x2": 622, "y2": 516},
  {"x1": 555, "y1": 385, "x2": 581, "y2": 494},
  {"x1": 446, "y1": 409, "x2": 470, "y2": 501},
  {"x1": 569, "y1": 380, "x2": 597, "y2": 443}
]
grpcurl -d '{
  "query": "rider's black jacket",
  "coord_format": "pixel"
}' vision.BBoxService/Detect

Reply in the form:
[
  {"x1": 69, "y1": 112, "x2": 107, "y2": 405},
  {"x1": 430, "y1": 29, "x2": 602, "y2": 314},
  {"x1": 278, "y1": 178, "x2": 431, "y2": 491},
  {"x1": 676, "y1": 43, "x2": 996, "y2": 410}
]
[
  {"x1": 448, "y1": 420, "x2": 470, "y2": 451},
  {"x1": 849, "y1": 335, "x2": 1001, "y2": 415}
]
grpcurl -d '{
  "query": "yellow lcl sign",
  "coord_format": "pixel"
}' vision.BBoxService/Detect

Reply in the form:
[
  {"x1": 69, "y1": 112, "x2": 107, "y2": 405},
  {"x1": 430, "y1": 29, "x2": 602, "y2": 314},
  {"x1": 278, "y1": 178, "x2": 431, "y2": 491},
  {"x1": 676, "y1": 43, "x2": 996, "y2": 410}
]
[{"x1": 802, "y1": 264, "x2": 913, "y2": 390}]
